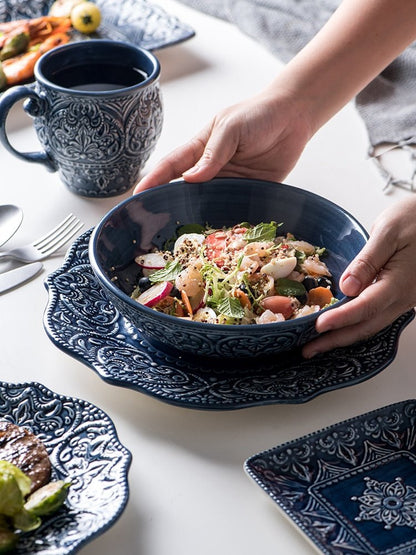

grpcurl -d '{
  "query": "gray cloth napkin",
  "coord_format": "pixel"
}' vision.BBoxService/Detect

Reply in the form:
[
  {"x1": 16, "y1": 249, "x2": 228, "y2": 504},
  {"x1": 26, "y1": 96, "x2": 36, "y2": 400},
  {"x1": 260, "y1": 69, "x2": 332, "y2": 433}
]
[{"x1": 178, "y1": 0, "x2": 416, "y2": 189}]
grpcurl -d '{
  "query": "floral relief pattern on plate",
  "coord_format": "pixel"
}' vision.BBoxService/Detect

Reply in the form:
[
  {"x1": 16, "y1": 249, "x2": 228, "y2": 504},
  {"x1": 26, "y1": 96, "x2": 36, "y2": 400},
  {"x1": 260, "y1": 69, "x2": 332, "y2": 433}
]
[
  {"x1": 245, "y1": 399, "x2": 416, "y2": 554},
  {"x1": 44, "y1": 230, "x2": 415, "y2": 411},
  {"x1": 0, "y1": 381, "x2": 131, "y2": 554}
]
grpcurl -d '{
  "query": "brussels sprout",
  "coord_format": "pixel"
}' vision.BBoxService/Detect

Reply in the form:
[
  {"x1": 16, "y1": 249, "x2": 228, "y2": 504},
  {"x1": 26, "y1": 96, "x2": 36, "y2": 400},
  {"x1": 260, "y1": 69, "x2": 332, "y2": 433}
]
[
  {"x1": 0, "y1": 32, "x2": 29, "y2": 61},
  {"x1": 0, "y1": 461, "x2": 31, "y2": 516},
  {"x1": 24, "y1": 480, "x2": 70, "y2": 517},
  {"x1": 0, "y1": 63, "x2": 6, "y2": 91},
  {"x1": 12, "y1": 508, "x2": 40, "y2": 532},
  {"x1": 0, "y1": 527, "x2": 17, "y2": 554}
]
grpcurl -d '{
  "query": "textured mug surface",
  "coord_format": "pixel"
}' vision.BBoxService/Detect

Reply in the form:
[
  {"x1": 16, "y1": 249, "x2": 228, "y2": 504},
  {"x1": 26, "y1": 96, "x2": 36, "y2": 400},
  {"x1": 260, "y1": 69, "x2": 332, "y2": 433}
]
[{"x1": 0, "y1": 40, "x2": 163, "y2": 197}]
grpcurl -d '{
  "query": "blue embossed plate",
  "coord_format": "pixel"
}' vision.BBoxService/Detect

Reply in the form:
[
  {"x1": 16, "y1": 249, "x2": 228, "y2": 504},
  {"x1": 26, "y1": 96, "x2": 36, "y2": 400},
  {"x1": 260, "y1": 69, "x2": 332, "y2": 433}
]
[
  {"x1": 0, "y1": 381, "x2": 132, "y2": 554},
  {"x1": 0, "y1": 0, "x2": 195, "y2": 51},
  {"x1": 43, "y1": 230, "x2": 415, "y2": 411},
  {"x1": 245, "y1": 400, "x2": 416, "y2": 555}
]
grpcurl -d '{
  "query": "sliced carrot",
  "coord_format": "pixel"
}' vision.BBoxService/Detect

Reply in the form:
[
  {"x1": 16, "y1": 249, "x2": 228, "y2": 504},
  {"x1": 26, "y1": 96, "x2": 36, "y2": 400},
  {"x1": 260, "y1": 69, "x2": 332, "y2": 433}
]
[
  {"x1": 154, "y1": 295, "x2": 184, "y2": 317},
  {"x1": 307, "y1": 286, "x2": 333, "y2": 308},
  {"x1": 233, "y1": 289, "x2": 252, "y2": 309},
  {"x1": 181, "y1": 289, "x2": 193, "y2": 316}
]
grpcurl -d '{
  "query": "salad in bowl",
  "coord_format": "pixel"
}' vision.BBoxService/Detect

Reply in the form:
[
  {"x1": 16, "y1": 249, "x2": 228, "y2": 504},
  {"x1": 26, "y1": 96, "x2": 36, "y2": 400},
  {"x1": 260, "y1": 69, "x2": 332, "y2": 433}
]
[
  {"x1": 89, "y1": 178, "x2": 368, "y2": 358},
  {"x1": 131, "y1": 221, "x2": 338, "y2": 326}
]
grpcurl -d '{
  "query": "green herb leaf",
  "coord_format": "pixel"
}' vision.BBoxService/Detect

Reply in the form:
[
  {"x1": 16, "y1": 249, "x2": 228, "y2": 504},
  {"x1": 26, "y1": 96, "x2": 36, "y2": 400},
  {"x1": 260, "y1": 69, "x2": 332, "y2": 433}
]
[
  {"x1": 217, "y1": 296, "x2": 245, "y2": 318},
  {"x1": 294, "y1": 249, "x2": 306, "y2": 265},
  {"x1": 177, "y1": 223, "x2": 205, "y2": 236},
  {"x1": 149, "y1": 260, "x2": 182, "y2": 283},
  {"x1": 244, "y1": 222, "x2": 281, "y2": 243},
  {"x1": 275, "y1": 278, "x2": 306, "y2": 297}
]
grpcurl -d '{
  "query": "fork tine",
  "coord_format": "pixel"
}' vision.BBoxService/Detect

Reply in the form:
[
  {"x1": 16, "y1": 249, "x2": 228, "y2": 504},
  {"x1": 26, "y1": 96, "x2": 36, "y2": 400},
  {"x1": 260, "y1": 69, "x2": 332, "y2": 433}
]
[
  {"x1": 39, "y1": 221, "x2": 84, "y2": 256},
  {"x1": 32, "y1": 214, "x2": 78, "y2": 249},
  {"x1": 36, "y1": 217, "x2": 81, "y2": 252}
]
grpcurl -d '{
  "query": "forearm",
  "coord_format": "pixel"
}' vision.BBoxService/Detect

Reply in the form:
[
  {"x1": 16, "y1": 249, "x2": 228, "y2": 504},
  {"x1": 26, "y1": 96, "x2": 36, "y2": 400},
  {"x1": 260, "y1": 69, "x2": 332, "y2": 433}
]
[{"x1": 265, "y1": 0, "x2": 416, "y2": 135}]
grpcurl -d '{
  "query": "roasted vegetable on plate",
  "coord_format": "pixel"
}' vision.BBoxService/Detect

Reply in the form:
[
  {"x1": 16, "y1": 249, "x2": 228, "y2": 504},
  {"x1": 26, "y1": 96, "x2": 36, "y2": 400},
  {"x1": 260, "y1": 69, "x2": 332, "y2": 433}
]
[
  {"x1": 0, "y1": 1, "x2": 102, "y2": 90},
  {"x1": 0, "y1": 420, "x2": 70, "y2": 554}
]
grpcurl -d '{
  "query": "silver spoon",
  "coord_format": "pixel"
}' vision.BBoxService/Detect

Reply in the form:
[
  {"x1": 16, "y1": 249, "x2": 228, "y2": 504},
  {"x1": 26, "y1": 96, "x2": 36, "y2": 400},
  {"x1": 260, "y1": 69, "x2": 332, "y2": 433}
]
[{"x1": 0, "y1": 205, "x2": 23, "y2": 247}]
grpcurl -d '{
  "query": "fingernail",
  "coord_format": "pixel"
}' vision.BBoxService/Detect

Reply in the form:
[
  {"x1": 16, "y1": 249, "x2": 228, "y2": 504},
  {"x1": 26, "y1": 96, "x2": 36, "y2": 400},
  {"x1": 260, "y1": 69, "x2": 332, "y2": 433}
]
[
  {"x1": 342, "y1": 274, "x2": 361, "y2": 296},
  {"x1": 182, "y1": 165, "x2": 199, "y2": 176},
  {"x1": 317, "y1": 322, "x2": 332, "y2": 333},
  {"x1": 303, "y1": 349, "x2": 319, "y2": 359}
]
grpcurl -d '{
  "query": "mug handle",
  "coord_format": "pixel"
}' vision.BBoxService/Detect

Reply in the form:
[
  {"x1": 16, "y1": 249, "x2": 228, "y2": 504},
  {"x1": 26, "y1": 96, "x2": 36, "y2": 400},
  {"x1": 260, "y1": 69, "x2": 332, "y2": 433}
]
[{"x1": 0, "y1": 85, "x2": 56, "y2": 172}]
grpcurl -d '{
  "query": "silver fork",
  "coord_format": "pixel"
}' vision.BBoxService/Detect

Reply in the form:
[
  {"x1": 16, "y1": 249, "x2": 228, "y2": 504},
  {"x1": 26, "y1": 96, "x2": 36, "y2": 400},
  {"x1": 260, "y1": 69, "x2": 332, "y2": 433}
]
[{"x1": 0, "y1": 214, "x2": 84, "y2": 263}]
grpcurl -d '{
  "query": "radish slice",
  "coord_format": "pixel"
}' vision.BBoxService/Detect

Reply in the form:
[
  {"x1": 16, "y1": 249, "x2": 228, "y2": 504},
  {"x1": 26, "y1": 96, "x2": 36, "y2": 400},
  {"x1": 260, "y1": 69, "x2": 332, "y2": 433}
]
[
  {"x1": 136, "y1": 281, "x2": 173, "y2": 307},
  {"x1": 135, "y1": 253, "x2": 166, "y2": 269},
  {"x1": 173, "y1": 233, "x2": 205, "y2": 259}
]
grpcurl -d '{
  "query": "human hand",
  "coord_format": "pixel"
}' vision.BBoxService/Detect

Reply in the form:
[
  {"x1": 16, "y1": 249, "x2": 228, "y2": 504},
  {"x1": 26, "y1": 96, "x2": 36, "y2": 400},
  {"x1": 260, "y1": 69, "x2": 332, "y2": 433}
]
[
  {"x1": 302, "y1": 196, "x2": 416, "y2": 358},
  {"x1": 134, "y1": 89, "x2": 313, "y2": 193}
]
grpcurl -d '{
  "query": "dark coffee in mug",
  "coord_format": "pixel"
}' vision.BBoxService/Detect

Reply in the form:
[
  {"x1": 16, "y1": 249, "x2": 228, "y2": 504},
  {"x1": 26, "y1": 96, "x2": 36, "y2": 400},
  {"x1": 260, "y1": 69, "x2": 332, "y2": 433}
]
[{"x1": 50, "y1": 63, "x2": 148, "y2": 91}]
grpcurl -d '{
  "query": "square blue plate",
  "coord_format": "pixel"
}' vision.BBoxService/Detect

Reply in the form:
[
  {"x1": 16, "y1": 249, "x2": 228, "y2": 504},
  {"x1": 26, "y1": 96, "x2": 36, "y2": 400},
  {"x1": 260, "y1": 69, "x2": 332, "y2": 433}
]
[{"x1": 245, "y1": 400, "x2": 416, "y2": 554}]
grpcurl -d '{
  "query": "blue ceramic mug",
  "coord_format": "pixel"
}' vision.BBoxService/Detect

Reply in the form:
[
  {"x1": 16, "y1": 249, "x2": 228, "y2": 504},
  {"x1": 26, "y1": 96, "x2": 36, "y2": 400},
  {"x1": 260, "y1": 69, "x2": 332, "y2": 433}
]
[{"x1": 0, "y1": 39, "x2": 163, "y2": 198}]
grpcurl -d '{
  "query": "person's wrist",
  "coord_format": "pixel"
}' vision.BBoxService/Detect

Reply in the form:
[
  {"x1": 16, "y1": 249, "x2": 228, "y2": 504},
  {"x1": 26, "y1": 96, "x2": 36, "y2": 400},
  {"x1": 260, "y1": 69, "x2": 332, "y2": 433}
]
[{"x1": 260, "y1": 83, "x2": 316, "y2": 141}]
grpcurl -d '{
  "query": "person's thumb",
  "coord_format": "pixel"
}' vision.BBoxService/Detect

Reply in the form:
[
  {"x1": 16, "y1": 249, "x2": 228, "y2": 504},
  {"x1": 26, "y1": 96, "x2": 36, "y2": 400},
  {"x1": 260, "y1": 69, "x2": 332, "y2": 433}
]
[
  {"x1": 182, "y1": 124, "x2": 239, "y2": 182},
  {"x1": 339, "y1": 233, "x2": 394, "y2": 297}
]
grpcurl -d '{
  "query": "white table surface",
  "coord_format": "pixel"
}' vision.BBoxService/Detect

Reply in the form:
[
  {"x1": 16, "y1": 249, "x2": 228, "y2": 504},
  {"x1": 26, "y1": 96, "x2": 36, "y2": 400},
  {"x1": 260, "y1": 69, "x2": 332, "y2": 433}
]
[{"x1": 1, "y1": 2, "x2": 415, "y2": 554}]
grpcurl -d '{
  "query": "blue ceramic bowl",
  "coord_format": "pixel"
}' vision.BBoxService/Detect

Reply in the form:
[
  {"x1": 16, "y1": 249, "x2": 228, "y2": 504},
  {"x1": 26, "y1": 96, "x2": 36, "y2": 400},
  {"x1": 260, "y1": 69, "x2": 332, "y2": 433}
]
[{"x1": 89, "y1": 178, "x2": 368, "y2": 358}]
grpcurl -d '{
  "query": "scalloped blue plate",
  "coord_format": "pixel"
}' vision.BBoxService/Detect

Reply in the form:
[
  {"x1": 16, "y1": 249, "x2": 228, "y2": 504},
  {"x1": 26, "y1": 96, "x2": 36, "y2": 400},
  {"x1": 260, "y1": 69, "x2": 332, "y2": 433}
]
[
  {"x1": 0, "y1": 0, "x2": 195, "y2": 51},
  {"x1": 245, "y1": 399, "x2": 416, "y2": 554},
  {"x1": 0, "y1": 381, "x2": 131, "y2": 554},
  {"x1": 43, "y1": 230, "x2": 415, "y2": 410}
]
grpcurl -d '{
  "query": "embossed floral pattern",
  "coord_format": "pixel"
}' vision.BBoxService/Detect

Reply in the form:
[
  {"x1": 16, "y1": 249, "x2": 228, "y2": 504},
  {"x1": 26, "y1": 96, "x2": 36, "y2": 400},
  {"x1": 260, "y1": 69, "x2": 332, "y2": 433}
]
[
  {"x1": 44, "y1": 230, "x2": 415, "y2": 410},
  {"x1": 0, "y1": 381, "x2": 131, "y2": 554},
  {"x1": 246, "y1": 400, "x2": 416, "y2": 555},
  {"x1": 353, "y1": 476, "x2": 416, "y2": 530},
  {"x1": 317, "y1": 425, "x2": 359, "y2": 465},
  {"x1": 32, "y1": 82, "x2": 163, "y2": 197}
]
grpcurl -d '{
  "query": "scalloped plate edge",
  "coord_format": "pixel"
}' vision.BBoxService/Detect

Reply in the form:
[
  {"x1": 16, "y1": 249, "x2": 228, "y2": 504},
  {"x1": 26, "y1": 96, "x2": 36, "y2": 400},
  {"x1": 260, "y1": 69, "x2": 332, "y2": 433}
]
[
  {"x1": 42, "y1": 231, "x2": 416, "y2": 410},
  {"x1": 0, "y1": 379, "x2": 133, "y2": 554}
]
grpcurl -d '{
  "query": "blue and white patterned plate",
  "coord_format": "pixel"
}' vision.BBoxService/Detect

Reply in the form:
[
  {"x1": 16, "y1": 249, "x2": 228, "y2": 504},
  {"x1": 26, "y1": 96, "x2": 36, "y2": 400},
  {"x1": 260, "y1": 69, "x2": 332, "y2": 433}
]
[
  {"x1": 43, "y1": 230, "x2": 415, "y2": 411},
  {"x1": 0, "y1": 381, "x2": 131, "y2": 554},
  {"x1": 245, "y1": 399, "x2": 416, "y2": 555},
  {"x1": 0, "y1": 0, "x2": 195, "y2": 51}
]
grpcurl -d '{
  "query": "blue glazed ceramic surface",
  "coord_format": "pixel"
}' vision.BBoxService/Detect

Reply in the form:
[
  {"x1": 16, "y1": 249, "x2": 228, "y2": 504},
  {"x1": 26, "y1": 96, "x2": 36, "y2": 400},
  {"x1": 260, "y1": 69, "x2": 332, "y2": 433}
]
[
  {"x1": 44, "y1": 229, "x2": 414, "y2": 410},
  {"x1": 89, "y1": 178, "x2": 369, "y2": 358},
  {"x1": 245, "y1": 399, "x2": 416, "y2": 555},
  {"x1": 0, "y1": 0, "x2": 195, "y2": 51},
  {"x1": 0, "y1": 40, "x2": 163, "y2": 197},
  {"x1": 0, "y1": 381, "x2": 131, "y2": 554}
]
